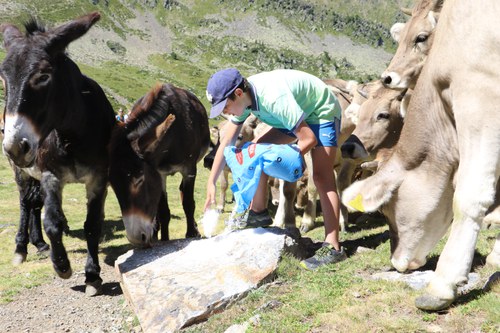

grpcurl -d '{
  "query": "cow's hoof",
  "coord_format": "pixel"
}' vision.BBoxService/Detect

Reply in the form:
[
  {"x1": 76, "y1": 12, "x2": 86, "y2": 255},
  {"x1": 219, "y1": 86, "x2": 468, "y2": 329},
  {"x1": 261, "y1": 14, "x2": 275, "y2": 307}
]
[
  {"x1": 415, "y1": 293, "x2": 454, "y2": 311},
  {"x1": 299, "y1": 224, "x2": 313, "y2": 234},
  {"x1": 85, "y1": 279, "x2": 102, "y2": 297},
  {"x1": 12, "y1": 253, "x2": 27, "y2": 266},
  {"x1": 55, "y1": 266, "x2": 73, "y2": 279}
]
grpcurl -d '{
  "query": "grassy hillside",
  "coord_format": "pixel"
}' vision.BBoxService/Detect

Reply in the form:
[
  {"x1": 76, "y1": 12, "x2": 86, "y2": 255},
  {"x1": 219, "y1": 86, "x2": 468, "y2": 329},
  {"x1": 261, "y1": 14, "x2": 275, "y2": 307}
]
[{"x1": 0, "y1": 0, "x2": 413, "y2": 121}]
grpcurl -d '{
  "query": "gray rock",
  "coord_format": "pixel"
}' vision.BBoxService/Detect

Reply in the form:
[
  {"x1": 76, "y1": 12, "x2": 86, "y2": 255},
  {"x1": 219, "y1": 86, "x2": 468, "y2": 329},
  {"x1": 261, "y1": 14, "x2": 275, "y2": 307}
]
[{"x1": 115, "y1": 227, "x2": 305, "y2": 333}]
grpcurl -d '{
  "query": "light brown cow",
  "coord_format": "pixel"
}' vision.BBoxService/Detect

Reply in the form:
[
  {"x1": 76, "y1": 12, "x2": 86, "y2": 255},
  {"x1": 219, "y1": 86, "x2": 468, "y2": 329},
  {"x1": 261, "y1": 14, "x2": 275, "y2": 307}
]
[
  {"x1": 381, "y1": 0, "x2": 444, "y2": 90},
  {"x1": 341, "y1": 81, "x2": 407, "y2": 161},
  {"x1": 343, "y1": 0, "x2": 500, "y2": 311}
]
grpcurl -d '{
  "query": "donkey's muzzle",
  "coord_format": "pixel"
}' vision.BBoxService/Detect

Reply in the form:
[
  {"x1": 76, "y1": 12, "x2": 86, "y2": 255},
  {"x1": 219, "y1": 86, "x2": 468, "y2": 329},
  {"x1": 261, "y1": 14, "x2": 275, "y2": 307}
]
[{"x1": 2, "y1": 137, "x2": 35, "y2": 167}]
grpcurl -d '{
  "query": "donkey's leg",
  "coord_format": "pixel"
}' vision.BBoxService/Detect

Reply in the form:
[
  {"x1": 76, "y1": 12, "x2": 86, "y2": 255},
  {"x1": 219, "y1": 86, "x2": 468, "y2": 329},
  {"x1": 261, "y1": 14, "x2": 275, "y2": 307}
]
[
  {"x1": 156, "y1": 174, "x2": 170, "y2": 241},
  {"x1": 157, "y1": 191, "x2": 170, "y2": 241},
  {"x1": 29, "y1": 206, "x2": 49, "y2": 254},
  {"x1": 181, "y1": 168, "x2": 200, "y2": 238},
  {"x1": 27, "y1": 178, "x2": 49, "y2": 253},
  {"x1": 13, "y1": 169, "x2": 31, "y2": 265},
  {"x1": 83, "y1": 175, "x2": 107, "y2": 296},
  {"x1": 41, "y1": 172, "x2": 72, "y2": 279}
]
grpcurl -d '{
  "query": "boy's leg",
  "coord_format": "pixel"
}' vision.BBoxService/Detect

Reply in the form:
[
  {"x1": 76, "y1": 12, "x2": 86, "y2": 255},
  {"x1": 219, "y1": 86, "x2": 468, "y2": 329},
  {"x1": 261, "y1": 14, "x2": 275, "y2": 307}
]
[
  {"x1": 251, "y1": 127, "x2": 296, "y2": 213},
  {"x1": 310, "y1": 146, "x2": 341, "y2": 250}
]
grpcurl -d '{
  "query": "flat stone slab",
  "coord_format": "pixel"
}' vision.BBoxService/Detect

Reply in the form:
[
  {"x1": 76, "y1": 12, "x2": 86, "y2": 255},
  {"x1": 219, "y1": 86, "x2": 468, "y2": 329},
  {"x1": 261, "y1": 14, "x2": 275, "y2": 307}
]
[
  {"x1": 372, "y1": 270, "x2": 481, "y2": 293},
  {"x1": 115, "y1": 228, "x2": 302, "y2": 333}
]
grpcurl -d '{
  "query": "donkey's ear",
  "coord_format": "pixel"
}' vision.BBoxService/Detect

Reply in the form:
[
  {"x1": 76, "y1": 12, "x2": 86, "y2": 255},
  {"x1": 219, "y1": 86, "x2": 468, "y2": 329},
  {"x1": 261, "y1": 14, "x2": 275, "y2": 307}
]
[
  {"x1": 47, "y1": 12, "x2": 100, "y2": 54},
  {"x1": 135, "y1": 114, "x2": 176, "y2": 157},
  {"x1": 0, "y1": 24, "x2": 22, "y2": 50}
]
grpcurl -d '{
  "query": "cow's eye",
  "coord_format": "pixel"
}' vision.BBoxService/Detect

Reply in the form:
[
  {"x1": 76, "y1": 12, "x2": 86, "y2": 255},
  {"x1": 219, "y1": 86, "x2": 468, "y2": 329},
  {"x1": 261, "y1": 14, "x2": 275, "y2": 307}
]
[
  {"x1": 415, "y1": 34, "x2": 428, "y2": 44},
  {"x1": 377, "y1": 112, "x2": 390, "y2": 120}
]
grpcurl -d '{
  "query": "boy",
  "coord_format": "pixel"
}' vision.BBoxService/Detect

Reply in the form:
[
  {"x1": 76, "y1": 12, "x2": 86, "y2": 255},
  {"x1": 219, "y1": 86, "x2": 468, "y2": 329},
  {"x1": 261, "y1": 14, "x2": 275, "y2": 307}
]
[{"x1": 204, "y1": 68, "x2": 346, "y2": 270}]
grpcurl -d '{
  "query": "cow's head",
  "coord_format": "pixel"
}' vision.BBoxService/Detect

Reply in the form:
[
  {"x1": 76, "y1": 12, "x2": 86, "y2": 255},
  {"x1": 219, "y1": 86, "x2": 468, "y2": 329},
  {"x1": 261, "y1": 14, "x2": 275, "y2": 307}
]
[
  {"x1": 342, "y1": 155, "x2": 455, "y2": 272},
  {"x1": 381, "y1": 0, "x2": 444, "y2": 90},
  {"x1": 341, "y1": 81, "x2": 407, "y2": 160},
  {"x1": 108, "y1": 86, "x2": 176, "y2": 246},
  {"x1": 0, "y1": 13, "x2": 100, "y2": 167},
  {"x1": 342, "y1": 80, "x2": 459, "y2": 272}
]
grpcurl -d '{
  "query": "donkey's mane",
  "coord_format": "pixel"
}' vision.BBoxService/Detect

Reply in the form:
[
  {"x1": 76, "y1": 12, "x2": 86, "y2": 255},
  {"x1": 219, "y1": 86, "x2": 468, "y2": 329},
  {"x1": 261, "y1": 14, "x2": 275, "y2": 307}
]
[
  {"x1": 24, "y1": 17, "x2": 46, "y2": 36},
  {"x1": 126, "y1": 83, "x2": 170, "y2": 141}
]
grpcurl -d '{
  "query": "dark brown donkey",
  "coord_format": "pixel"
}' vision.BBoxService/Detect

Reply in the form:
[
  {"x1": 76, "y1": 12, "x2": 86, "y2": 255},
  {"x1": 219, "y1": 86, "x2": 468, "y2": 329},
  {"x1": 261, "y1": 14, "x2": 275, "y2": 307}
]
[
  {"x1": 0, "y1": 12, "x2": 116, "y2": 295},
  {"x1": 109, "y1": 83, "x2": 210, "y2": 247}
]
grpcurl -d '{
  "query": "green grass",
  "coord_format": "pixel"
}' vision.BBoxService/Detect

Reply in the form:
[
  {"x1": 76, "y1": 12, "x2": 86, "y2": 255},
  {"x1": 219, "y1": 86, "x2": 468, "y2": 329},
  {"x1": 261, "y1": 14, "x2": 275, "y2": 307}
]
[{"x1": 1, "y1": 141, "x2": 499, "y2": 332}]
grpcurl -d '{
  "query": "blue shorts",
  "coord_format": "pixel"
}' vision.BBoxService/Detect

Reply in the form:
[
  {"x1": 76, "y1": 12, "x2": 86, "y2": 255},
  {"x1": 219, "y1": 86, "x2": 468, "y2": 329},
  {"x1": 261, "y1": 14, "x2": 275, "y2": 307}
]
[{"x1": 277, "y1": 118, "x2": 340, "y2": 147}]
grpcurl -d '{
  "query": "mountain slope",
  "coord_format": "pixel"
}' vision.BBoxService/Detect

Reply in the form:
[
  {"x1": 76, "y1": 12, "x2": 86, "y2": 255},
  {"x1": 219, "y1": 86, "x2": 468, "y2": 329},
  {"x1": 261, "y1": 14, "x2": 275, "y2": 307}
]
[{"x1": 0, "y1": 0, "x2": 412, "y2": 112}]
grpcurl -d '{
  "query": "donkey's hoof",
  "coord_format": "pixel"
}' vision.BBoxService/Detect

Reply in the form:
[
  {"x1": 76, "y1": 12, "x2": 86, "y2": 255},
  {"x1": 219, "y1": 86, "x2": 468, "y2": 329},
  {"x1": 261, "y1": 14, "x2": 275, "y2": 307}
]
[
  {"x1": 36, "y1": 245, "x2": 50, "y2": 258},
  {"x1": 415, "y1": 294, "x2": 454, "y2": 311},
  {"x1": 85, "y1": 280, "x2": 102, "y2": 297},
  {"x1": 36, "y1": 243, "x2": 50, "y2": 253},
  {"x1": 12, "y1": 253, "x2": 27, "y2": 266},
  {"x1": 55, "y1": 266, "x2": 73, "y2": 279},
  {"x1": 186, "y1": 230, "x2": 201, "y2": 238}
]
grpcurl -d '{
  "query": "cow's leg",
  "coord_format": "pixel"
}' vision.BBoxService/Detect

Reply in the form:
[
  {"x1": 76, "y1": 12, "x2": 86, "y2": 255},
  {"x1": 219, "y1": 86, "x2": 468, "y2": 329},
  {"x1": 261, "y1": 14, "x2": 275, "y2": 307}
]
[
  {"x1": 416, "y1": 98, "x2": 500, "y2": 311},
  {"x1": 41, "y1": 172, "x2": 72, "y2": 279},
  {"x1": 300, "y1": 152, "x2": 316, "y2": 233},
  {"x1": 336, "y1": 159, "x2": 357, "y2": 232},
  {"x1": 83, "y1": 174, "x2": 107, "y2": 296},
  {"x1": 483, "y1": 180, "x2": 500, "y2": 229},
  {"x1": 181, "y1": 168, "x2": 200, "y2": 238},
  {"x1": 273, "y1": 180, "x2": 296, "y2": 228},
  {"x1": 486, "y1": 233, "x2": 500, "y2": 267},
  {"x1": 219, "y1": 169, "x2": 230, "y2": 211},
  {"x1": 269, "y1": 177, "x2": 280, "y2": 206}
]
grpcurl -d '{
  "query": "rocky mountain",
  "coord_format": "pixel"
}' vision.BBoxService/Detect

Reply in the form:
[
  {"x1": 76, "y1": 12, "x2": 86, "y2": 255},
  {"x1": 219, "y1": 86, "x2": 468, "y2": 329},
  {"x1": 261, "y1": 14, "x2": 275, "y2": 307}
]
[{"x1": 0, "y1": 0, "x2": 413, "y2": 113}]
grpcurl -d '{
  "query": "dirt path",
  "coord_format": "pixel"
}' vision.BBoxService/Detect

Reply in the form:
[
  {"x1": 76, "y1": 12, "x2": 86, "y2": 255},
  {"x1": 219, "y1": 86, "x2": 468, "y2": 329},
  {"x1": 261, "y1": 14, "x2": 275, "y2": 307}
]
[{"x1": 0, "y1": 261, "x2": 141, "y2": 333}]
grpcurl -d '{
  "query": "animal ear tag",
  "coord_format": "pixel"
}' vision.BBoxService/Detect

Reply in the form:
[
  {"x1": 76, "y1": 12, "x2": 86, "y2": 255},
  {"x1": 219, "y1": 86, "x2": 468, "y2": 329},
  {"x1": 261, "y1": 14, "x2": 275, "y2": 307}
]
[{"x1": 349, "y1": 194, "x2": 366, "y2": 213}]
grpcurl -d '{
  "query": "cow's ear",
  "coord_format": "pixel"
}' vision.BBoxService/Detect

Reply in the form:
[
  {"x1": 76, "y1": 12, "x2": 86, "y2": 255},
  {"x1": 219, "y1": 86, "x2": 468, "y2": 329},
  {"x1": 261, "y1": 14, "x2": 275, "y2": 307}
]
[
  {"x1": 357, "y1": 83, "x2": 370, "y2": 99},
  {"x1": 399, "y1": 90, "x2": 412, "y2": 119},
  {"x1": 400, "y1": 7, "x2": 412, "y2": 16},
  {"x1": 47, "y1": 12, "x2": 100, "y2": 54},
  {"x1": 390, "y1": 22, "x2": 405, "y2": 43},
  {"x1": 342, "y1": 162, "x2": 404, "y2": 213},
  {"x1": 344, "y1": 103, "x2": 360, "y2": 126},
  {"x1": 0, "y1": 24, "x2": 22, "y2": 50},
  {"x1": 136, "y1": 114, "x2": 176, "y2": 157}
]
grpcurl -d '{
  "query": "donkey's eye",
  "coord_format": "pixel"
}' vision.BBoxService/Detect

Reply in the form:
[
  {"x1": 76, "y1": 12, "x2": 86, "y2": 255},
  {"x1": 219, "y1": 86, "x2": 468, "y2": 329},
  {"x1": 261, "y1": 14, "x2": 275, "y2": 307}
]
[
  {"x1": 415, "y1": 34, "x2": 428, "y2": 44},
  {"x1": 132, "y1": 175, "x2": 144, "y2": 188},
  {"x1": 30, "y1": 72, "x2": 51, "y2": 88}
]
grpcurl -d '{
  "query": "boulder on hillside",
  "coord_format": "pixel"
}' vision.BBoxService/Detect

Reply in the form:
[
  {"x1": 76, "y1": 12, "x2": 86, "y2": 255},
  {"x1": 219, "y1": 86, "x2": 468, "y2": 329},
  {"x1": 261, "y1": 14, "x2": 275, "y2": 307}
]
[{"x1": 115, "y1": 227, "x2": 315, "y2": 333}]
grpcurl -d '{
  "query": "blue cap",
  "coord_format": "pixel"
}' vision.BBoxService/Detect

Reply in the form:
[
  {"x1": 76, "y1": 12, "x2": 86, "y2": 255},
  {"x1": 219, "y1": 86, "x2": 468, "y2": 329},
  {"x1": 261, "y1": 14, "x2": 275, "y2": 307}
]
[{"x1": 206, "y1": 68, "x2": 243, "y2": 118}]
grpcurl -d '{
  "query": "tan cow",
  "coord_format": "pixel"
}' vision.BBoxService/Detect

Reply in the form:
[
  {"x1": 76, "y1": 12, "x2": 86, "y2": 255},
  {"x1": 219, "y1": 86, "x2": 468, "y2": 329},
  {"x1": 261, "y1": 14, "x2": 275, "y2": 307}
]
[
  {"x1": 342, "y1": 0, "x2": 500, "y2": 311},
  {"x1": 341, "y1": 81, "x2": 407, "y2": 161},
  {"x1": 381, "y1": 0, "x2": 444, "y2": 90}
]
